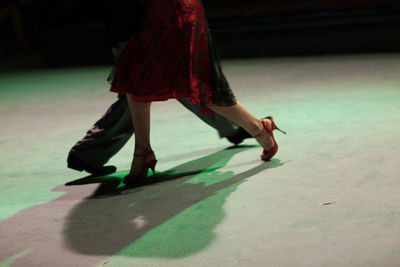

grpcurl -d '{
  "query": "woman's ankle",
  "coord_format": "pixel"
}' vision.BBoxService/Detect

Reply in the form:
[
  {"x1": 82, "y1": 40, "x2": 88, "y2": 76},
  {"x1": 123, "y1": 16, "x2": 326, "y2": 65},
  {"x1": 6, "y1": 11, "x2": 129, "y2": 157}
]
[
  {"x1": 134, "y1": 145, "x2": 152, "y2": 155},
  {"x1": 253, "y1": 119, "x2": 274, "y2": 149},
  {"x1": 248, "y1": 119, "x2": 264, "y2": 137}
]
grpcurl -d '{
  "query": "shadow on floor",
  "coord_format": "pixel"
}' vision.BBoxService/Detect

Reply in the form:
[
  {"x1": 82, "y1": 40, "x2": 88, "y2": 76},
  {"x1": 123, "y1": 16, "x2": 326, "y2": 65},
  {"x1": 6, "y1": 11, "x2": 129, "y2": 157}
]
[
  {"x1": 0, "y1": 146, "x2": 285, "y2": 266},
  {"x1": 63, "y1": 146, "x2": 285, "y2": 258},
  {"x1": 65, "y1": 145, "x2": 260, "y2": 193}
]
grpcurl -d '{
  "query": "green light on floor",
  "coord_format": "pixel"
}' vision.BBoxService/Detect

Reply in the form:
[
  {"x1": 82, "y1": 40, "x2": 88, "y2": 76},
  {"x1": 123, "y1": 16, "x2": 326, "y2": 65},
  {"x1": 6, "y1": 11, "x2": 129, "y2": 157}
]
[{"x1": 0, "y1": 250, "x2": 31, "y2": 267}]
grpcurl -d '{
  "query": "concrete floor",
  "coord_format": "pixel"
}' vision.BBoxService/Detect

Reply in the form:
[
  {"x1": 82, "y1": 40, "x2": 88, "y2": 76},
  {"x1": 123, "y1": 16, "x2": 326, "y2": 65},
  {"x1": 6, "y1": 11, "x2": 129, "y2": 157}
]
[{"x1": 0, "y1": 54, "x2": 400, "y2": 267}]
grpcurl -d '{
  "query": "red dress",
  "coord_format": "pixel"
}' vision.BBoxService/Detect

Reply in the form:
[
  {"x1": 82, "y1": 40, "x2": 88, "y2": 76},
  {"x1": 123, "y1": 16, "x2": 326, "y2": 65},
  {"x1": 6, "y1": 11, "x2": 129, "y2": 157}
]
[{"x1": 109, "y1": 0, "x2": 236, "y2": 113}]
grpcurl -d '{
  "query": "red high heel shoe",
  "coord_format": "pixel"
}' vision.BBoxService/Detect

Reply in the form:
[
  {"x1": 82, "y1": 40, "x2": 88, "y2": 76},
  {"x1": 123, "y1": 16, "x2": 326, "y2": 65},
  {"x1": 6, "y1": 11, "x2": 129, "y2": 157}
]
[
  {"x1": 253, "y1": 116, "x2": 286, "y2": 161},
  {"x1": 124, "y1": 150, "x2": 157, "y2": 185}
]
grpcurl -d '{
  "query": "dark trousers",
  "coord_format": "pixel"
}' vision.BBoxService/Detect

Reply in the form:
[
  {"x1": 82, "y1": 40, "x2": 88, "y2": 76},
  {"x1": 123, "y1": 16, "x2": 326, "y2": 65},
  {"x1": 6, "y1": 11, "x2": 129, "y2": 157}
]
[{"x1": 69, "y1": 94, "x2": 238, "y2": 168}]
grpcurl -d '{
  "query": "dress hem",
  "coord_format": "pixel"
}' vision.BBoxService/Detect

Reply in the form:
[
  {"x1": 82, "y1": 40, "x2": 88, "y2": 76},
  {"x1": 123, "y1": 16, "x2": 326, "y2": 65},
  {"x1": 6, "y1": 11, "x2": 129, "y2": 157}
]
[{"x1": 110, "y1": 86, "x2": 215, "y2": 114}]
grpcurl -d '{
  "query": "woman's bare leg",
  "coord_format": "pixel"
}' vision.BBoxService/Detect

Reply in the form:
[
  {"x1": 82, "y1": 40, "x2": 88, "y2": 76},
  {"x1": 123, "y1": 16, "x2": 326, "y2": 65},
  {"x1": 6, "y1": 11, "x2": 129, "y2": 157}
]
[
  {"x1": 208, "y1": 102, "x2": 274, "y2": 151},
  {"x1": 126, "y1": 95, "x2": 155, "y2": 176}
]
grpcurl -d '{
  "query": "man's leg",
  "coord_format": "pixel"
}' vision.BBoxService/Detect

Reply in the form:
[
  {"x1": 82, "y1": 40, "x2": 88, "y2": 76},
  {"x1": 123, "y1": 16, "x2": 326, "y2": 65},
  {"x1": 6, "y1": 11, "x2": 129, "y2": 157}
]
[
  {"x1": 67, "y1": 94, "x2": 134, "y2": 175},
  {"x1": 177, "y1": 98, "x2": 251, "y2": 144},
  {"x1": 68, "y1": 41, "x2": 133, "y2": 175}
]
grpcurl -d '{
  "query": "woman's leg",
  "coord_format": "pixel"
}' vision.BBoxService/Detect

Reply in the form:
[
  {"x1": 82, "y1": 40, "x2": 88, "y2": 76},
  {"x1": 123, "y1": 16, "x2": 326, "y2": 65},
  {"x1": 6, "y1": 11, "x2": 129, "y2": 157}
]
[
  {"x1": 126, "y1": 95, "x2": 155, "y2": 176},
  {"x1": 207, "y1": 102, "x2": 275, "y2": 151}
]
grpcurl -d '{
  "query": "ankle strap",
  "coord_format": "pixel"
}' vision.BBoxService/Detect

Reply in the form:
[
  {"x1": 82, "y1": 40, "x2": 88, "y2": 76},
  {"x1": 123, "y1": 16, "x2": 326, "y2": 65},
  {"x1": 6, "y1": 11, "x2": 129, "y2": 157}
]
[
  {"x1": 252, "y1": 119, "x2": 270, "y2": 138},
  {"x1": 134, "y1": 150, "x2": 154, "y2": 157},
  {"x1": 253, "y1": 130, "x2": 263, "y2": 138}
]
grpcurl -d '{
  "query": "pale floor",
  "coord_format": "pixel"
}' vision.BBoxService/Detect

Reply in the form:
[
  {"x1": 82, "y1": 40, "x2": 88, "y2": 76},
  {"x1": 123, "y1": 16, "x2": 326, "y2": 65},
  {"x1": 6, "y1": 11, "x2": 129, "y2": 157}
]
[{"x1": 0, "y1": 54, "x2": 400, "y2": 267}]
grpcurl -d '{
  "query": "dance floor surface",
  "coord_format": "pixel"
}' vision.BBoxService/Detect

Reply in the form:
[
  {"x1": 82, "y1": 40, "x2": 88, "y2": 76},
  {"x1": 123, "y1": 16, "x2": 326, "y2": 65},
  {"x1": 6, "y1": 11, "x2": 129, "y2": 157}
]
[{"x1": 0, "y1": 54, "x2": 400, "y2": 267}]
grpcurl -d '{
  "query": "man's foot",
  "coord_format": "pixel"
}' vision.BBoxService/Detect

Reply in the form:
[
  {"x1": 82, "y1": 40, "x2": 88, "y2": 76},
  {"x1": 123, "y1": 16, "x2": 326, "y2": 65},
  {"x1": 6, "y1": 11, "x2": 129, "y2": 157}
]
[
  {"x1": 67, "y1": 153, "x2": 117, "y2": 176},
  {"x1": 226, "y1": 127, "x2": 251, "y2": 145},
  {"x1": 226, "y1": 116, "x2": 270, "y2": 145}
]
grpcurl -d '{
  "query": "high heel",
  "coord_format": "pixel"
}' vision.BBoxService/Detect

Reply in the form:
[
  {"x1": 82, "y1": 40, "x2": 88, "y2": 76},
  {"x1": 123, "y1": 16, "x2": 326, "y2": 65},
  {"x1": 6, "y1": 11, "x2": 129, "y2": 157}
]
[
  {"x1": 124, "y1": 150, "x2": 157, "y2": 185},
  {"x1": 253, "y1": 116, "x2": 286, "y2": 161}
]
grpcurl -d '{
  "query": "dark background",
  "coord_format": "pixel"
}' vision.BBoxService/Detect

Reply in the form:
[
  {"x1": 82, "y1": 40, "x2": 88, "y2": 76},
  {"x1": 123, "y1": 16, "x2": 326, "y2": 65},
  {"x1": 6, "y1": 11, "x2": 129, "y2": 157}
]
[{"x1": 1, "y1": 0, "x2": 400, "y2": 69}]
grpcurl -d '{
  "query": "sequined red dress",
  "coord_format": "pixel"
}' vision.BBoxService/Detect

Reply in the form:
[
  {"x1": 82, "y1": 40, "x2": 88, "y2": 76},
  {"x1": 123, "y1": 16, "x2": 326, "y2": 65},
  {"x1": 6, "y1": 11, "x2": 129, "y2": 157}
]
[{"x1": 109, "y1": 0, "x2": 236, "y2": 113}]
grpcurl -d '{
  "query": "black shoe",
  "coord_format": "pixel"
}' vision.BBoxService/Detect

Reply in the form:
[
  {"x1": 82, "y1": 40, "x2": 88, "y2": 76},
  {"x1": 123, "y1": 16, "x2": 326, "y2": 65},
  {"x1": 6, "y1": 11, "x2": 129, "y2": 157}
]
[
  {"x1": 226, "y1": 116, "x2": 270, "y2": 145},
  {"x1": 67, "y1": 153, "x2": 117, "y2": 176},
  {"x1": 226, "y1": 127, "x2": 251, "y2": 145}
]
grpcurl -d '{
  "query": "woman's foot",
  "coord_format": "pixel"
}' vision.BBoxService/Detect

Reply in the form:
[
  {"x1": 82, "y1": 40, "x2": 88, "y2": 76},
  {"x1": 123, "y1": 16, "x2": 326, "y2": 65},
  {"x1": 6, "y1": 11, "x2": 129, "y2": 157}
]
[
  {"x1": 253, "y1": 119, "x2": 274, "y2": 150},
  {"x1": 124, "y1": 149, "x2": 157, "y2": 184},
  {"x1": 252, "y1": 117, "x2": 286, "y2": 161},
  {"x1": 226, "y1": 116, "x2": 272, "y2": 145}
]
